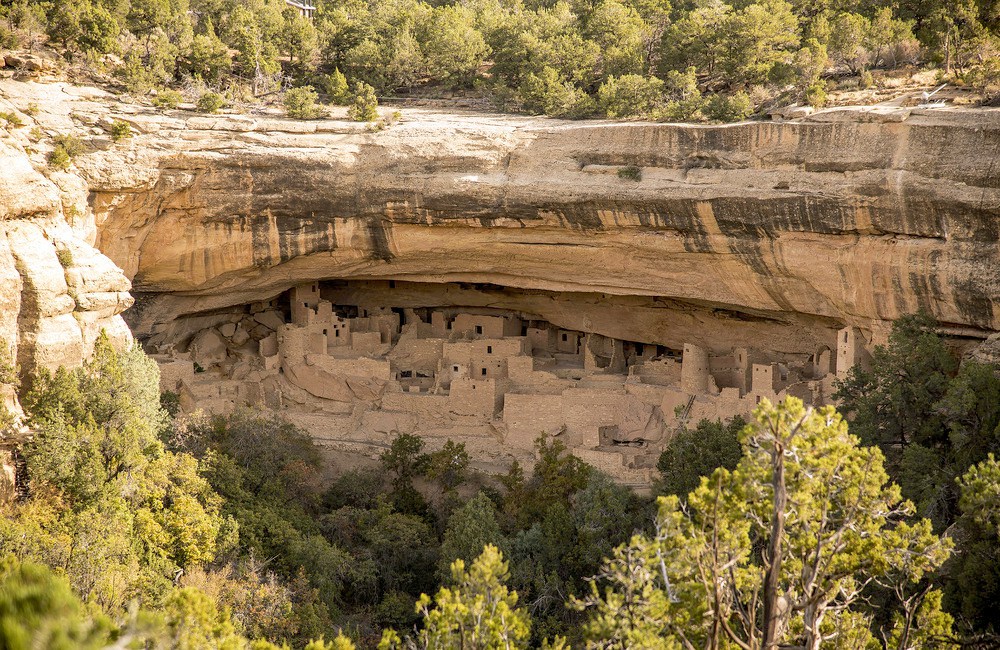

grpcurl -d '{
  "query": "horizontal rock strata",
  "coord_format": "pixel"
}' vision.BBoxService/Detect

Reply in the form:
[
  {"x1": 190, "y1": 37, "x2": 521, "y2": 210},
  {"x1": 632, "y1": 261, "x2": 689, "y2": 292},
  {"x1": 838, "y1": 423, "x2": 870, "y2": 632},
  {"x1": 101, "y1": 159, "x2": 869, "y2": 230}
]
[{"x1": 2, "y1": 77, "x2": 1000, "y2": 394}]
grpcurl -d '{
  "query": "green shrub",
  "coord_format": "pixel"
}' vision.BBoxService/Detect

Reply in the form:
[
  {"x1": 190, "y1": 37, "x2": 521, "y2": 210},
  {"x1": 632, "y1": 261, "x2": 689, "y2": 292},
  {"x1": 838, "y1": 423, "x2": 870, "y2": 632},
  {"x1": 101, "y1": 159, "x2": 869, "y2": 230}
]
[
  {"x1": 347, "y1": 82, "x2": 378, "y2": 122},
  {"x1": 47, "y1": 134, "x2": 85, "y2": 170},
  {"x1": 651, "y1": 97, "x2": 706, "y2": 122},
  {"x1": 160, "y1": 390, "x2": 180, "y2": 417},
  {"x1": 0, "y1": 23, "x2": 16, "y2": 49},
  {"x1": 656, "y1": 417, "x2": 745, "y2": 498},
  {"x1": 859, "y1": 69, "x2": 874, "y2": 89},
  {"x1": 597, "y1": 74, "x2": 664, "y2": 118},
  {"x1": 617, "y1": 165, "x2": 642, "y2": 181},
  {"x1": 966, "y1": 59, "x2": 1000, "y2": 96},
  {"x1": 110, "y1": 120, "x2": 132, "y2": 142},
  {"x1": 0, "y1": 111, "x2": 24, "y2": 129},
  {"x1": 704, "y1": 91, "x2": 753, "y2": 122},
  {"x1": 53, "y1": 134, "x2": 84, "y2": 157},
  {"x1": 116, "y1": 51, "x2": 156, "y2": 94},
  {"x1": 320, "y1": 69, "x2": 350, "y2": 105},
  {"x1": 0, "y1": 556, "x2": 114, "y2": 649},
  {"x1": 48, "y1": 146, "x2": 71, "y2": 169},
  {"x1": 284, "y1": 85, "x2": 324, "y2": 119},
  {"x1": 153, "y1": 89, "x2": 183, "y2": 109},
  {"x1": 23, "y1": 103, "x2": 39, "y2": 116},
  {"x1": 518, "y1": 66, "x2": 595, "y2": 118},
  {"x1": 196, "y1": 91, "x2": 225, "y2": 114},
  {"x1": 804, "y1": 81, "x2": 828, "y2": 107},
  {"x1": 366, "y1": 110, "x2": 403, "y2": 133}
]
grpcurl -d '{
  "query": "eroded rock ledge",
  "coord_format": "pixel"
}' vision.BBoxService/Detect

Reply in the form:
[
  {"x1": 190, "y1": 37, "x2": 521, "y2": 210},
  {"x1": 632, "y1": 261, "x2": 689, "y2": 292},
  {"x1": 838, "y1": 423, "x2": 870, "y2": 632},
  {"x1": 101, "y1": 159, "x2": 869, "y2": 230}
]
[
  {"x1": 73, "y1": 98, "x2": 1000, "y2": 351},
  {"x1": 0, "y1": 133, "x2": 132, "y2": 386},
  {"x1": 2, "y1": 78, "x2": 1000, "y2": 481}
]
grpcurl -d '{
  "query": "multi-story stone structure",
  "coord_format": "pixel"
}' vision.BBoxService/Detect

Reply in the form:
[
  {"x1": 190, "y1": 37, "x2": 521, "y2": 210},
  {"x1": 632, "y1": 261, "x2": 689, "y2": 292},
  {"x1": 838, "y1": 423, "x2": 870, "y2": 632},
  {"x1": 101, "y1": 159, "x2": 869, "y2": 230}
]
[{"x1": 155, "y1": 282, "x2": 870, "y2": 488}]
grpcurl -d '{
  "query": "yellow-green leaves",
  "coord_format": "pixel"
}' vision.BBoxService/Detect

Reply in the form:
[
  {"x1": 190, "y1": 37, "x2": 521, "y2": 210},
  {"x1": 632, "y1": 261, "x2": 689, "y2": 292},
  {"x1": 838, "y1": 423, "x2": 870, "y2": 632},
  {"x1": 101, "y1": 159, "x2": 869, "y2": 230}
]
[
  {"x1": 959, "y1": 453, "x2": 1000, "y2": 536},
  {"x1": 579, "y1": 397, "x2": 952, "y2": 650},
  {"x1": 415, "y1": 544, "x2": 531, "y2": 650}
]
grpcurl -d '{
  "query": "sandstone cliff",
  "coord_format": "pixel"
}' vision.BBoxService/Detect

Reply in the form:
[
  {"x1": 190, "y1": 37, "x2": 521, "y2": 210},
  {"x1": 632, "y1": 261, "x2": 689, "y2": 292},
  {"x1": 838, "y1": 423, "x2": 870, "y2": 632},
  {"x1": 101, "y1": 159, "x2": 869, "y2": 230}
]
[
  {"x1": 3, "y1": 78, "x2": 1000, "y2": 370},
  {"x1": 0, "y1": 84, "x2": 133, "y2": 387}
]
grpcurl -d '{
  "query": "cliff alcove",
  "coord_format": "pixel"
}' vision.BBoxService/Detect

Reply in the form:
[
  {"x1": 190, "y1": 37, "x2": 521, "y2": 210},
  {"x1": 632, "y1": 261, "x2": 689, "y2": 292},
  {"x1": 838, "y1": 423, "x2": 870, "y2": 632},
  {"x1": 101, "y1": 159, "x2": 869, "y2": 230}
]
[
  {"x1": 3, "y1": 78, "x2": 1000, "y2": 484},
  {"x1": 147, "y1": 278, "x2": 858, "y2": 483}
]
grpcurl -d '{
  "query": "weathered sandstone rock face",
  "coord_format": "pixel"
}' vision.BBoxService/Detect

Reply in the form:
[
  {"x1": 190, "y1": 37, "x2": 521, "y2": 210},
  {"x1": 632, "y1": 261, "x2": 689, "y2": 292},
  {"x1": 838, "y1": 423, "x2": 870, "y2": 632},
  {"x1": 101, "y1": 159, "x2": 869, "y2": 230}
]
[
  {"x1": 0, "y1": 123, "x2": 133, "y2": 385},
  {"x1": 68, "y1": 100, "x2": 1000, "y2": 355},
  {"x1": 6, "y1": 80, "x2": 1000, "y2": 356},
  {"x1": 3, "y1": 76, "x2": 1000, "y2": 484}
]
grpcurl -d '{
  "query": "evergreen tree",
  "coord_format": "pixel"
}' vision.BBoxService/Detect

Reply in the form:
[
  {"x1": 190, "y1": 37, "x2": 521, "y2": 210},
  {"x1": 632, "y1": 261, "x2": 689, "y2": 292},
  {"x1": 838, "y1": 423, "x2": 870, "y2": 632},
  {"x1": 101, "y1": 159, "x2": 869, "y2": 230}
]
[
  {"x1": 409, "y1": 545, "x2": 531, "y2": 650},
  {"x1": 438, "y1": 492, "x2": 508, "y2": 579},
  {"x1": 577, "y1": 397, "x2": 952, "y2": 649}
]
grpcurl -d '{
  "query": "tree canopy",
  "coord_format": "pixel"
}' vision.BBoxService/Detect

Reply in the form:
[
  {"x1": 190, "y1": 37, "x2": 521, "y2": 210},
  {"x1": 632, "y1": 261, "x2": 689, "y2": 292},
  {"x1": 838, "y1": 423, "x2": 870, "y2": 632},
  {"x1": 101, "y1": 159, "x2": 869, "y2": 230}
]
[
  {"x1": 4, "y1": 0, "x2": 1000, "y2": 120},
  {"x1": 6, "y1": 318, "x2": 1000, "y2": 646}
]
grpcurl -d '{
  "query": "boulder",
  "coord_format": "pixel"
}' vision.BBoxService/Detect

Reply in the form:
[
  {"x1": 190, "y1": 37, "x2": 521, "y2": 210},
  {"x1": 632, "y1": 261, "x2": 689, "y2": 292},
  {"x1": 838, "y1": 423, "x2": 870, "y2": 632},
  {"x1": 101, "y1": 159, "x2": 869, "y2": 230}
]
[
  {"x1": 231, "y1": 324, "x2": 250, "y2": 346},
  {"x1": 189, "y1": 328, "x2": 228, "y2": 367},
  {"x1": 253, "y1": 310, "x2": 285, "y2": 332}
]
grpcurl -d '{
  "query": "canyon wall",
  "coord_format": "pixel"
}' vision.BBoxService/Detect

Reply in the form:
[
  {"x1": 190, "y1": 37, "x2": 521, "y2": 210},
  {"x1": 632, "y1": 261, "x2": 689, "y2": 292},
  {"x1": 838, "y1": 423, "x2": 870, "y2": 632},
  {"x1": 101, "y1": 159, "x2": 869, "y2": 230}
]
[
  {"x1": 81, "y1": 98, "x2": 1000, "y2": 354},
  {"x1": 0, "y1": 128, "x2": 132, "y2": 387},
  {"x1": 2, "y1": 77, "x2": 1000, "y2": 384}
]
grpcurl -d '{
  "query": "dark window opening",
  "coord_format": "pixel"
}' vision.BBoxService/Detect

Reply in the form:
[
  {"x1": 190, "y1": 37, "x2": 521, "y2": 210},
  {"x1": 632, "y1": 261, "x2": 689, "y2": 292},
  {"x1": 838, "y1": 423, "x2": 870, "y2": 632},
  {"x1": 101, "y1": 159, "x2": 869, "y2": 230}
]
[
  {"x1": 400, "y1": 370, "x2": 412, "y2": 378},
  {"x1": 475, "y1": 325, "x2": 483, "y2": 335},
  {"x1": 487, "y1": 346, "x2": 493, "y2": 354},
  {"x1": 481, "y1": 368, "x2": 487, "y2": 376},
  {"x1": 521, "y1": 324, "x2": 528, "y2": 336},
  {"x1": 562, "y1": 333, "x2": 568, "y2": 342},
  {"x1": 335, "y1": 330, "x2": 340, "y2": 338},
  {"x1": 389, "y1": 280, "x2": 396, "y2": 288},
  {"x1": 323, "y1": 329, "x2": 328, "y2": 335}
]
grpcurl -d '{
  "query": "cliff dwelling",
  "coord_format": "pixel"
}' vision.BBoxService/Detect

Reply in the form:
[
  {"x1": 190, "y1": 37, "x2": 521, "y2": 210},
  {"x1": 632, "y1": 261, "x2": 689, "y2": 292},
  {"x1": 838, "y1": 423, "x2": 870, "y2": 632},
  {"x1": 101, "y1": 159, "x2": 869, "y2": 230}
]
[
  {"x1": 150, "y1": 279, "x2": 868, "y2": 485},
  {"x1": 4, "y1": 79, "x2": 1000, "y2": 491}
]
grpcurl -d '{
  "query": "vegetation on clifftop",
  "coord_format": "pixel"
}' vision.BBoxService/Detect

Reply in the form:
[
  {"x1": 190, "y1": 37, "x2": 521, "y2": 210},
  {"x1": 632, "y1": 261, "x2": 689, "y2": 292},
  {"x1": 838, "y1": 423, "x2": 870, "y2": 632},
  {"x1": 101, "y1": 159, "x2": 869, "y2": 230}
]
[{"x1": 2, "y1": 0, "x2": 1000, "y2": 120}]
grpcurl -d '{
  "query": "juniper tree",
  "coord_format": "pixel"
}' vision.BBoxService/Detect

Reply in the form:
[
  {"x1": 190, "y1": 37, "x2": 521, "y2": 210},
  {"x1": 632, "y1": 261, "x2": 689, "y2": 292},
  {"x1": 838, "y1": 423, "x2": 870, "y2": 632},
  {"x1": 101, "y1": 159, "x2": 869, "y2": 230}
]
[{"x1": 577, "y1": 397, "x2": 952, "y2": 650}]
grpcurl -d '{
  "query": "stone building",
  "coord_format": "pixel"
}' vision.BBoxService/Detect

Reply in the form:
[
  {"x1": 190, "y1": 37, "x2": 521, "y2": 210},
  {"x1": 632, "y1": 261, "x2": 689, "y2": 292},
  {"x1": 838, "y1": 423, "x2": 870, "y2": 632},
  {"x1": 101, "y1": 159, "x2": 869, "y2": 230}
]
[{"x1": 160, "y1": 281, "x2": 867, "y2": 488}]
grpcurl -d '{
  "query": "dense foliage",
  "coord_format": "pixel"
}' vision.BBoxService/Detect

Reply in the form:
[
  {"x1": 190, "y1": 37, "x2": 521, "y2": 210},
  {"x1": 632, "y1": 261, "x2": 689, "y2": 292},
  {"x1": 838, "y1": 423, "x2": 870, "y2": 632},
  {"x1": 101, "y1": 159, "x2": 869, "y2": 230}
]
[
  {"x1": 836, "y1": 313, "x2": 1000, "y2": 634},
  {"x1": 577, "y1": 398, "x2": 952, "y2": 649},
  {"x1": 6, "y1": 317, "x2": 1000, "y2": 646},
  {"x1": 655, "y1": 415, "x2": 744, "y2": 498},
  {"x1": 0, "y1": 333, "x2": 652, "y2": 647},
  {"x1": 3, "y1": 0, "x2": 1000, "y2": 120}
]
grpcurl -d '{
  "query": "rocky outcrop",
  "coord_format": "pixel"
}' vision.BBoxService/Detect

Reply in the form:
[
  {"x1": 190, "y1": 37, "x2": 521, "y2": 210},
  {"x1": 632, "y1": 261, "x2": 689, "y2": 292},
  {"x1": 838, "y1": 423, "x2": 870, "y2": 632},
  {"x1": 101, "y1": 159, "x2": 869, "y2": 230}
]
[
  {"x1": 91, "y1": 105, "x2": 1000, "y2": 355},
  {"x1": 4, "y1": 78, "x2": 1000, "y2": 365},
  {"x1": 0, "y1": 92, "x2": 133, "y2": 386},
  {"x1": 5, "y1": 75, "x2": 1000, "y2": 488}
]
